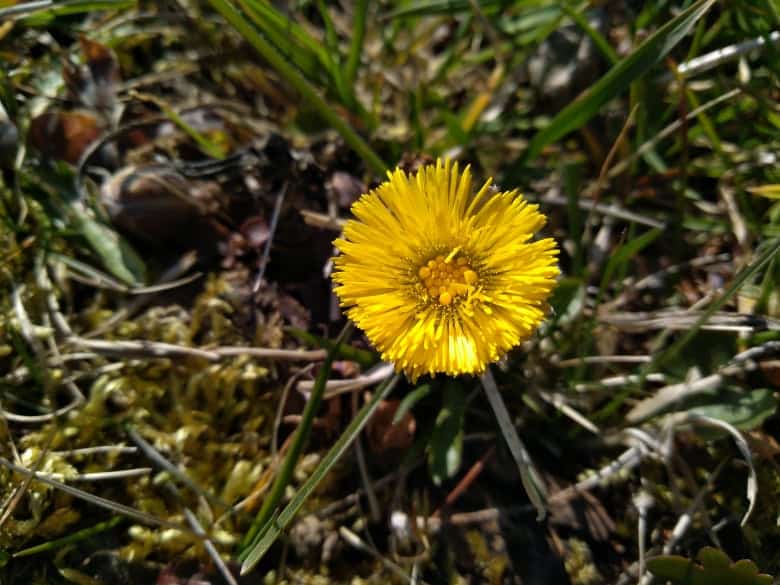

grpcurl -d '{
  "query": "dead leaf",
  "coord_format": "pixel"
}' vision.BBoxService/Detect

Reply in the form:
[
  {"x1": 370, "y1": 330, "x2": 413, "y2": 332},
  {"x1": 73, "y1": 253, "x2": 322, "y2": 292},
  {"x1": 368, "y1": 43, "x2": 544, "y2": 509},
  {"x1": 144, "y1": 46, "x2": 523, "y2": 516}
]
[
  {"x1": 28, "y1": 110, "x2": 102, "y2": 164},
  {"x1": 366, "y1": 399, "x2": 416, "y2": 453}
]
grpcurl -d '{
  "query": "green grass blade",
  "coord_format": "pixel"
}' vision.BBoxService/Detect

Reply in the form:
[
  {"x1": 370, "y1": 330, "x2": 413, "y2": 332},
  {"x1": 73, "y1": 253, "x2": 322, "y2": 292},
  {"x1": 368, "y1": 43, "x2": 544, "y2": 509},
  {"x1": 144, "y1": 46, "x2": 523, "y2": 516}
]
[
  {"x1": 345, "y1": 0, "x2": 369, "y2": 88},
  {"x1": 598, "y1": 227, "x2": 662, "y2": 296},
  {"x1": 519, "y1": 0, "x2": 717, "y2": 167},
  {"x1": 235, "y1": 0, "x2": 332, "y2": 83},
  {"x1": 7, "y1": 0, "x2": 135, "y2": 24},
  {"x1": 240, "y1": 372, "x2": 401, "y2": 575},
  {"x1": 386, "y1": 0, "x2": 505, "y2": 19},
  {"x1": 206, "y1": 0, "x2": 388, "y2": 175},
  {"x1": 239, "y1": 324, "x2": 353, "y2": 552},
  {"x1": 12, "y1": 516, "x2": 125, "y2": 559}
]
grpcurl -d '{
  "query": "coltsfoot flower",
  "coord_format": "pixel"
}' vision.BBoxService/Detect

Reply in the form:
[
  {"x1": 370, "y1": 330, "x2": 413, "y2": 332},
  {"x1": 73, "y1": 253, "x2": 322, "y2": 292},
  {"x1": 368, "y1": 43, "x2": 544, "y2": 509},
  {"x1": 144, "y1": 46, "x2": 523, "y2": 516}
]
[{"x1": 333, "y1": 159, "x2": 559, "y2": 380}]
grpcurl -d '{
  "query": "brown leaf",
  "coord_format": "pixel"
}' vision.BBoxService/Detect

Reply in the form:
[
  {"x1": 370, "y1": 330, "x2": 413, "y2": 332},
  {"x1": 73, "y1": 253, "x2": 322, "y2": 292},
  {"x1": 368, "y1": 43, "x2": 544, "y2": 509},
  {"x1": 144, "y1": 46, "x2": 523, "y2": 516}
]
[
  {"x1": 100, "y1": 165, "x2": 219, "y2": 246},
  {"x1": 366, "y1": 399, "x2": 416, "y2": 453},
  {"x1": 28, "y1": 110, "x2": 102, "y2": 164}
]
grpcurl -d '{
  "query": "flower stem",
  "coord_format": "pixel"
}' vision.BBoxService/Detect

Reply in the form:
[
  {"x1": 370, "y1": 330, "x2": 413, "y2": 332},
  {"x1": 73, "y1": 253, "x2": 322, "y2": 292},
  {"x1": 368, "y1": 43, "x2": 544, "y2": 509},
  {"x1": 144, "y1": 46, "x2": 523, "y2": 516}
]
[{"x1": 481, "y1": 366, "x2": 547, "y2": 520}]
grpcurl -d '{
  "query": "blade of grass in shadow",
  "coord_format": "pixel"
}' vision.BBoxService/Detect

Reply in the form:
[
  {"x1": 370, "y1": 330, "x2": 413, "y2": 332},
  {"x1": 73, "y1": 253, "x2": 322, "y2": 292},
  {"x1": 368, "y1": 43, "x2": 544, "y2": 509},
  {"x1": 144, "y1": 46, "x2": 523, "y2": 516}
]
[
  {"x1": 239, "y1": 323, "x2": 353, "y2": 553},
  {"x1": 0, "y1": 457, "x2": 190, "y2": 532},
  {"x1": 207, "y1": 0, "x2": 388, "y2": 176},
  {"x1": 315, "y1": 0, "x2": 340, "y2": 59},
  {"x1": 385, "y1": 0, "x2": 505, "y2": 19},
  {"x1": 518, "y1": 0, "x2": 717, "y2": 168},
  {"x1": 11, "y1": 516, "x2": 125, "y2": 560},
  {"x1": 240, "y1": 371, "x2": 402, "y2": 575},
  {"x1": 345, "y1": 0, "x2": 368, "y2": 88},
  {"x1": 6, "y1": 0, "x2": 135, "y2": 24}
]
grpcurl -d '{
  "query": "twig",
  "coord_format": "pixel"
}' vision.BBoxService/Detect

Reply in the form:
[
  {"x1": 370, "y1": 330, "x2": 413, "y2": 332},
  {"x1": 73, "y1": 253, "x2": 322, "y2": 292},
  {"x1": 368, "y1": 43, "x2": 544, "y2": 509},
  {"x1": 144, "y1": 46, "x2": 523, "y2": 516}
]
[
  {"x1": 296, "y1": 362, "x2": 395, "y2": 398},
  {"x1": 52, "y1": 445, "x2": 138, "y2": 457},
  {"x1": 183, "y1": 507, "x2": 239, "y2": 585},
  {"x1": 607, "y1": 89, "x2": 740, "y2": 179},
  {"x1": 599, "y1": 309, "x2": 780, "y2": 333},
  {"x1": 538, "y1": 392, "x2": 600, "y2": 434},
  {"x1": 126, "y1": 426, "x2": 225, "y2": 510},
  {"x1": 0, "y1": 431, "x2": 55, "y2": 531},
  {"x1": 84, "y1": 251, "x2": 200, "y2": 337},
  {"x1": 633, "y1": 491, "x2": 654, "y2": 581},
  {"x1": 68, "y1": 336, "x2": 327, "y2": 362},
  {"x1": 574, "y1": 373, "x2": 667, "y2": 392},
  {"x1": 69, "y1": 468, "x2": 152, "y2": 482},
  {"x1": 0, "y1": 400, "x2": 84, "y2": 423},
  {"x1": 671, "y1": 31, "x2": 780, "y2": 79},
  {"x1": 433, "y1": 446, "x2": 495, "y2": 517},
  {"x1": 556, "y1": 355, "x2": 651, "y2": 367},
  {"x1": 0, "y1": 457, "x2": 194, "y2": 534},
  {"x1": 253, "y1": 183, "x2": 287, "y2": 293},
  {"x1": 538, "y1": 190, "x2": 665, "y2": 229},
  {"x1": 300, "y1": 209, "x2": 345, "y2": 231}
]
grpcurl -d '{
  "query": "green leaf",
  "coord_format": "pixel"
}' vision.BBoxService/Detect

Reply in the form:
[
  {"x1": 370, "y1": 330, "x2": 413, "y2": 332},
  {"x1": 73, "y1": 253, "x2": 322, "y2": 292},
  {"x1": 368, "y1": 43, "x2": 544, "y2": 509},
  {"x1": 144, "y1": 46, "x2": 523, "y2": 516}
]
[
  {"x1": 520, "y1": 0, "x2": 717, "y2": 166},
  {"x1": 71, "y1": 204, "x2": 146, "y2": 286},
  {"x1": 689, "y1": 388, "x2": 777, "y2": 431},
  {"x1": 647, "y1": 547, "x2": 773, "y2": 585},
  {"x1": 427, "y1": 379, "x2": 466, "y2": 485},
  {"x1": 647, "y1": 555, "x2": 696, "y2": 584}
]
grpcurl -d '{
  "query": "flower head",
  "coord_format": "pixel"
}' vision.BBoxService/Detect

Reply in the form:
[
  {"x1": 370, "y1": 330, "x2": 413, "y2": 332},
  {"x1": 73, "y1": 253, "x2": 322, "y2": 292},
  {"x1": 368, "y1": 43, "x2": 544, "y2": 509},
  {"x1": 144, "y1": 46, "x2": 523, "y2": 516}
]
[{"x1": 333, "y1": 159, "x2": 559, "y2": 380}]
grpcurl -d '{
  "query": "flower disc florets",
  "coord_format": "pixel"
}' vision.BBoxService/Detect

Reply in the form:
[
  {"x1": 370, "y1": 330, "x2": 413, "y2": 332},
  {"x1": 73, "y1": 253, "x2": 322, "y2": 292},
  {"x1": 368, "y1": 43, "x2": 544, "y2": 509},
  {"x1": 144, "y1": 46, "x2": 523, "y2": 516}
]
[{"x1": 333, "y1": 158, "x2": 559, "y2": 380}]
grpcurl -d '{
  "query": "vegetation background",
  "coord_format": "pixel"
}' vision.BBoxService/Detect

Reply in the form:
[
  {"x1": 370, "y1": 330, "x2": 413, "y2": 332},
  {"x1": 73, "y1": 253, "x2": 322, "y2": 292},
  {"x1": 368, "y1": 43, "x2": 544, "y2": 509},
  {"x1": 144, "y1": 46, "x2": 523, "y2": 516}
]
[{"x1": 0, "y1": 0, "x2": 779, "y2": 583}]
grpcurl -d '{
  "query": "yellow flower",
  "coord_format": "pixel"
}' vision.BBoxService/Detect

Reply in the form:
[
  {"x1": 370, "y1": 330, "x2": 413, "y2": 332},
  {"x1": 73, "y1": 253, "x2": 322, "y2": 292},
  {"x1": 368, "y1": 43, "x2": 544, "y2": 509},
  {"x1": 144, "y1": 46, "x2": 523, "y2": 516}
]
[{"x1": 333, "y1": 159, "x2": 559, "y2": 380}]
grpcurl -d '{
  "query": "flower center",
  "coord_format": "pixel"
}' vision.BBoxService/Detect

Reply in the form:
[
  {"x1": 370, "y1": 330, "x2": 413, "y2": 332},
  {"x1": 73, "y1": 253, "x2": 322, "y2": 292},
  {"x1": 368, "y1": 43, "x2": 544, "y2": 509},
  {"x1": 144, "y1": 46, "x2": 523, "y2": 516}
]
[{"x1": 417, "y1": 253, "x2": 479, "y2": 306}]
